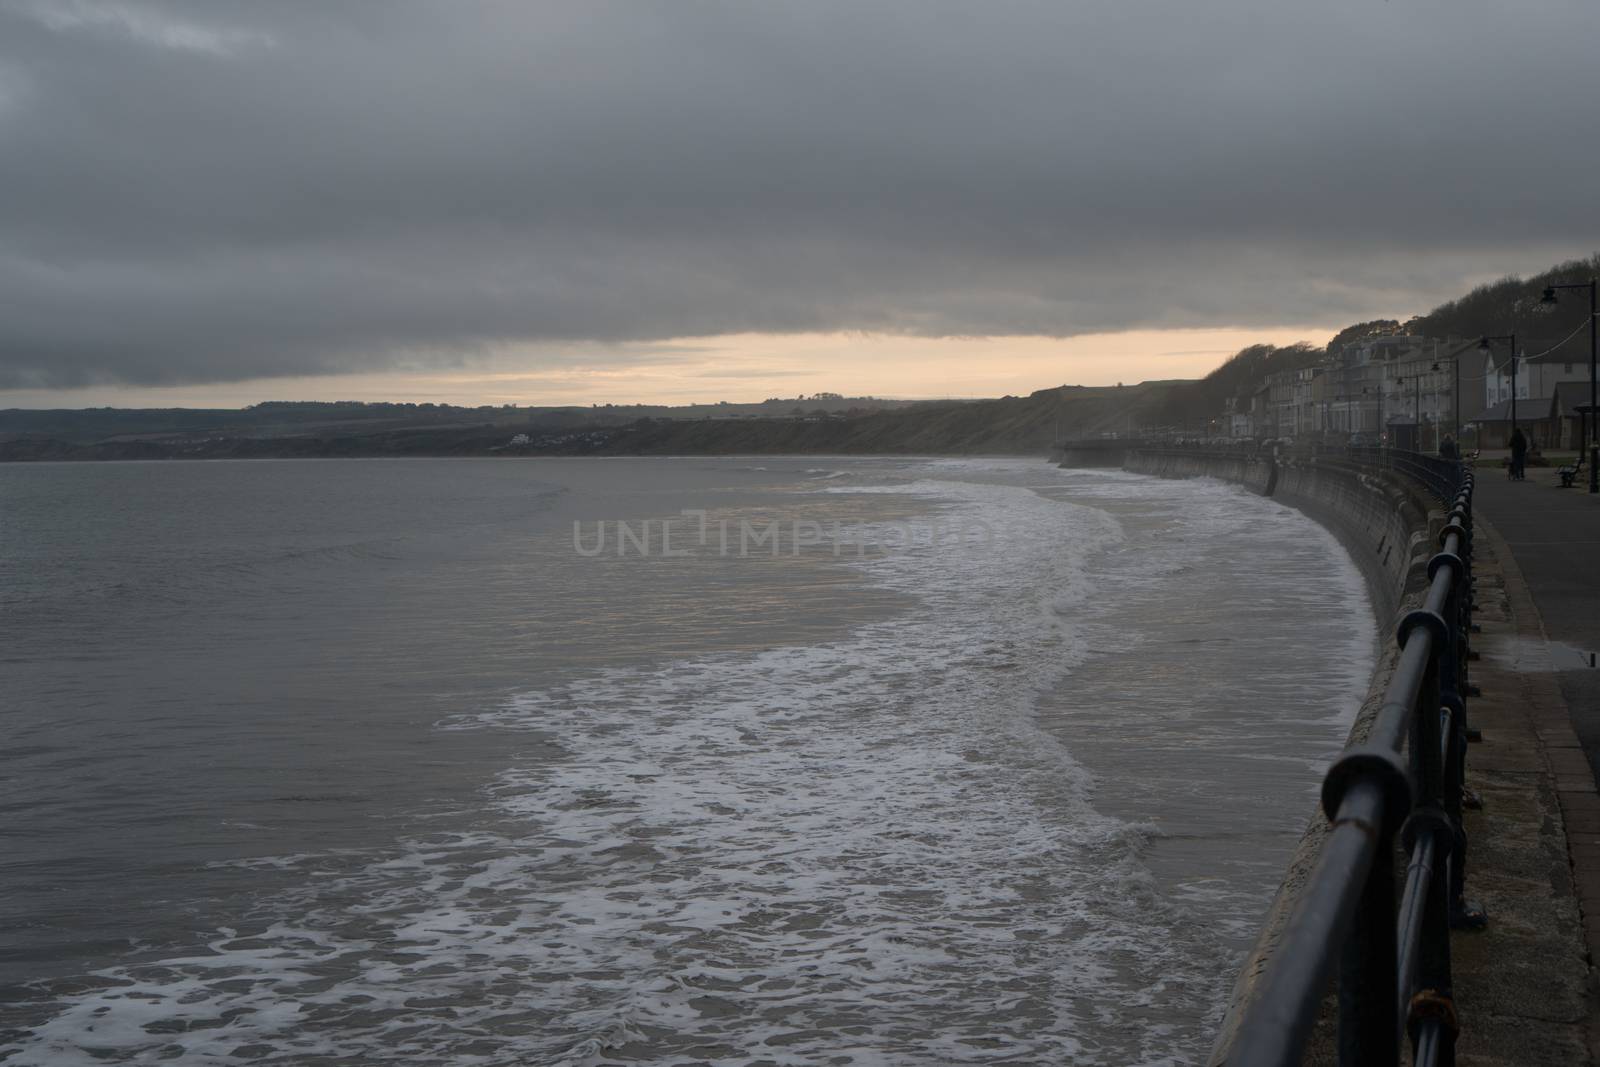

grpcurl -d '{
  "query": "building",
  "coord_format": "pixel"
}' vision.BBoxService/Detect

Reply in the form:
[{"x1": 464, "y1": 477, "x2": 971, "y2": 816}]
[
  {"x1": 1226, "y1": 385, "x2": 1271, "y2": 438},
  {"x1": 1327, "y1": 335, "x2": 1424, "y2": 438},
  {"x1": 1324, "y1": 357, "x2": 1383, "y2": 437},
  {"x1": 1472, "y1": 334, "x2": 1593, "y2": 448},
  {"x1": 1321, "y1": 334, "x2": 1471, "y2": 448},
  {"x1": 1265, "y1": 369, "x2": 1296, "y2": 437},
  {"x1": 1256, "y1": 366, "x2": 1326, "y2": 438}
]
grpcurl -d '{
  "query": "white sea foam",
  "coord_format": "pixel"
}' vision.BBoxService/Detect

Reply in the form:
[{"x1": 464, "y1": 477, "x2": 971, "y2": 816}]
[{"x1": 9, "y1": 460, "x2": 1364, "y2": 1066}]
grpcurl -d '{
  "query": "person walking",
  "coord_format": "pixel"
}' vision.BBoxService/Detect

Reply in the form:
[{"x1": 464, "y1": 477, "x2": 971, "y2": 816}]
[{"x1": 1509, "y1": 427, "x2": 1528, "y2": 481}]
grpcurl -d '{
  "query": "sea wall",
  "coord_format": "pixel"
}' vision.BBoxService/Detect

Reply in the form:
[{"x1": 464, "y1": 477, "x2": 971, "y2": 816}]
[
  {"x1": 1122, "y1": 448, "x2": 1277, "y2": 499},
  {"x1": 1053, "y1": 442, "x2": 1135, "y2": 468},
  {"x1": 1064, "y1": 448, "x2": 1446, "y2": 1063}
]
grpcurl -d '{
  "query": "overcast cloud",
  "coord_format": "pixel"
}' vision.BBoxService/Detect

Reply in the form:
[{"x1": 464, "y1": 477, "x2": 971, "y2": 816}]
[{"x1": 1, "y1": 0, "x2": 1597, "y2": 389}]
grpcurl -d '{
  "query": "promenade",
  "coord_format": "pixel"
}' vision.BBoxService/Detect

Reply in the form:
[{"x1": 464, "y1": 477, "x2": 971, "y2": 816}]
[
  {"x1": 1457, "y1": 461, "x2": 1600, "y2": 1063},
  {"x1": 1473, "y1": 463, "x2": 1600, "y2": 780}
]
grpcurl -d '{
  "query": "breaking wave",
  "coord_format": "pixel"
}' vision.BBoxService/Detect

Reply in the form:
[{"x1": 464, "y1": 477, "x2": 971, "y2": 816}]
[{"x1": 8, "y1": 466, "x2": 1303, "y2": 1065}]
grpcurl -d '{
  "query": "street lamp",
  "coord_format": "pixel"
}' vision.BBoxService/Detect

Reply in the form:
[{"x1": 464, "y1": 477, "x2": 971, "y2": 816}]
[
  {"x1": 1362, "y1": 385, "x2": 1383, "y2": 442},
  {"x1": 1431, "y1": 360, "x2": 1459, "y2": 447},
  {"x1": 1394, "y1": 373, "x2": 1423, "y2": 451},
  {"x1": 1478, "y1": 333, "x2": 1518, "y2": 445},
  {"x1": 1539, "y1": 279, "x2": 1598, "y2": 493}
]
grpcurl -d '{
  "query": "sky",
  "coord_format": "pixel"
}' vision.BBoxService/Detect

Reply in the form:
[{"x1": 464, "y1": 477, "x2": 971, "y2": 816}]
[{"x1": 1, "y1": 1, "x2": 1597, "y2": 408}]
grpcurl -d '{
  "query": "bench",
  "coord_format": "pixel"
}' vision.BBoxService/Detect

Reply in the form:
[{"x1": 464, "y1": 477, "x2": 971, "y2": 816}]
[{"x1": 1560, "y1": 454, "x2": 1585, "y2": 488}]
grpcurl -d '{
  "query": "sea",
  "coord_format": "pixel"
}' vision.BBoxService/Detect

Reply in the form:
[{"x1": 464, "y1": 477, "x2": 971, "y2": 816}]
[{"x1": 0, "y1": 456, "x2": 1374, "y2": 1065}]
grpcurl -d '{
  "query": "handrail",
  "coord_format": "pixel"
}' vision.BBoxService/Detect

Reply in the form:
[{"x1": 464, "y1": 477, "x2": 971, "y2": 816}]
[
  {"x1": 1230, "y1": 456, "x2": 1475, "y2": 1066},
  {"x1": 1339, "y1": 445, "x2": 1464, "y2": 505}
]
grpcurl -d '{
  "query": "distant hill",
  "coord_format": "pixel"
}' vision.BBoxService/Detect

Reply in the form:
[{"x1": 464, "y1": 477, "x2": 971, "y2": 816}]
[
  {"x1": 576, "y1": 382, "x2": 1190, "y2": 456},
  {"x1": 0, "y1": 394, "x2": 918, "y2": 457},
  {"x1": 0, "y1": 384, "x2": 1188, "y2": 460},
  {"x1": 1186, "y1": 342, "x2": 1321, "y2": 412}
]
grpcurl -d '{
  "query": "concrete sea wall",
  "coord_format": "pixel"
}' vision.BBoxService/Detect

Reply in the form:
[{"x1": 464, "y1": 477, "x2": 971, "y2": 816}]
[
  {"x1": 1122, "y1": 448, "x2": 1277, "y2": 500},
  {"x1": 1053, "y1": 442, "x2": 1135, "y2": 468},
  {"x1": 1067, "y1": 448, "x2": 1447, "y2": 1063}
]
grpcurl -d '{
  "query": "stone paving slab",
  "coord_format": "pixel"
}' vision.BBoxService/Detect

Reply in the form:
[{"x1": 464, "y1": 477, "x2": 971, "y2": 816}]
[{"x1": 1452, "y1": 514, "x2": 1598, "y2": 1065}]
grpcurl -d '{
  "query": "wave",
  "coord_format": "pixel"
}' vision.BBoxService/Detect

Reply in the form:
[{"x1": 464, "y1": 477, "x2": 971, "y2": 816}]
[{"x1": 10, "y1": 465, "x2": 1232, "y2": 1066}]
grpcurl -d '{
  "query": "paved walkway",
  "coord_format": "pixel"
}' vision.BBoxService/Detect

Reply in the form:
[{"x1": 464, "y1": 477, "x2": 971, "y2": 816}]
[
  {"x1": 1461, "y1": 465, "x2": 1600, "y2": 1062},
  {"x1": 1473, "y1": 465, "x2": 1600, "y2": 781}
]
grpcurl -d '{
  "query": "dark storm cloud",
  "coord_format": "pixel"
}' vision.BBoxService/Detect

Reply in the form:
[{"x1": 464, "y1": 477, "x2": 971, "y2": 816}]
[{"x1": 2, "y1": 0, "x2": 1597, "y2": 387}]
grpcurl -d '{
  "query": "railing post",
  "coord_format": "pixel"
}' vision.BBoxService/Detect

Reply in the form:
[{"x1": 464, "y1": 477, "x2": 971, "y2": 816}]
[
  {"x1": 1430, "y1": 541, "x2": 1469, "y2": 748},
  {"x1": 1399, "y1": 806, "x2": 1460, "y2": 1067},
  {"x1": 1408, "y1": 830, "x2": 1459, "y2": 1066},
  {"x1": 1442, "y1": 693, "x2": 1473, "y2": 925},
  {"x1": 1339, "y1": 838, "x2": 1399, "y2": 1065},
  {"x1": 1410, "y1": 643, "x2": 1445, "y2": 807},
  {"x1": 1405, "y1": 648, "x2": 1460, "y2": 1065}
]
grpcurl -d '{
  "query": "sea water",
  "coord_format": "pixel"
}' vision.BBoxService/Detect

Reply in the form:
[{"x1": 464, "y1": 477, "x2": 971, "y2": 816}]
[{"x1": 0, "y1": 456, "x2": 1373, "y2": 1065}]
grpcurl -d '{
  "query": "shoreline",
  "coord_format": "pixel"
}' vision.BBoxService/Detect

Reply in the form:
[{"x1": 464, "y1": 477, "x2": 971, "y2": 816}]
[{"x1": 1068, "y1": 447, "x2": 1596, "y2": 1065}]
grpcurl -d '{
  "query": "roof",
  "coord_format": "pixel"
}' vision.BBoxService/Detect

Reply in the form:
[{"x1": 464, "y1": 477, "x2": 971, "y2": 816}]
[
  {"x1": 1554, "y1": 380, "x2": 1600, "y2": 414},
  {"x1": 1480, "y1": 335, "x2": 1592, "y2": 374},
  {"x1": 1475, "y1": 395, "x2": 1556, "y2": 423}
]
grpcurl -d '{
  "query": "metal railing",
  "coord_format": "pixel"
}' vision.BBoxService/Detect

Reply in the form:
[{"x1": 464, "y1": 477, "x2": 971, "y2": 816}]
[
  {"x1": 1340, "y1": 446, "x2": 1465, "y2": 504},
  {"x1": 1231, "y1": 461, "x2": 1475, "y2": 1067}
]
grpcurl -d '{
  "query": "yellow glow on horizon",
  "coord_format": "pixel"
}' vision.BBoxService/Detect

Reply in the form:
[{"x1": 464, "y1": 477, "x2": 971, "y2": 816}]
[{"x1": 1, "y1": 326, "x2": 1335, "y2": 409}]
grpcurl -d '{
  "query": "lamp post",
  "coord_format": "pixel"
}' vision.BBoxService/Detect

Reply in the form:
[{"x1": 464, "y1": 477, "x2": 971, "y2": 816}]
[
  {"x1": 1431, "y1": 359, "x2": 1460, "y2": 444},
  {"x1": 1394, "y1": 373, "x2": 1423, "y2": 450},
  {"x1": 1478, "y1": 333, "x2": 1518, "y2": 446},
  {"x1": 1412, "y1": 373, "x2": 1420, "y2": 445},
  {"x1": 1363, "y1": 385, "x2": 1383, "y2": 443},
  {"x1": 1539, "y1": 279, "x2": 1598, "y2": 493}
]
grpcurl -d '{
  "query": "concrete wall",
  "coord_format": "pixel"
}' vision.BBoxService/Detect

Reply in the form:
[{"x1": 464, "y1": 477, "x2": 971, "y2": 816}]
[
  {"x1": 1053, "y1": 442, "x2": 1135, "y2": 468},
  {"x1": 1123, "y1": 448, "x2": 1277, "y2": 499},
  {"x1": 1060, "y1": 448, "x2": 1446, "y2": 1063}
]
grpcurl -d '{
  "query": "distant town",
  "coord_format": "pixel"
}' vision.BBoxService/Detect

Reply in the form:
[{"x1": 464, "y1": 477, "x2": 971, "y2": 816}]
[{"x1": 1223, "y1": 327, "x2": 1587, "y2": 452}]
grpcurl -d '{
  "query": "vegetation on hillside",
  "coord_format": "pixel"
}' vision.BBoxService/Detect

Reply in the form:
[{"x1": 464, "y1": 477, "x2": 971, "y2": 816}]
[
  {"x1": 1187, "y1": 342, "x2": 1321, "y2": 411},
  {"x1": 1325, "y1": 319, "x2": 1404, "y2": 354},
  {"x1": 1411, "y1": 253, "x2": 1600, "y2": 341}
]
